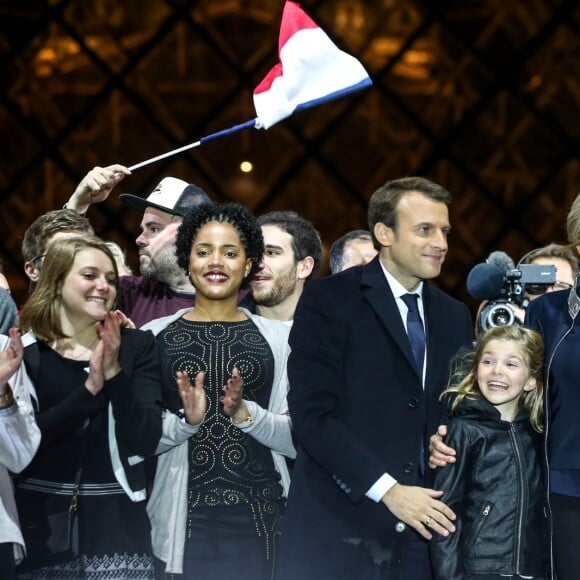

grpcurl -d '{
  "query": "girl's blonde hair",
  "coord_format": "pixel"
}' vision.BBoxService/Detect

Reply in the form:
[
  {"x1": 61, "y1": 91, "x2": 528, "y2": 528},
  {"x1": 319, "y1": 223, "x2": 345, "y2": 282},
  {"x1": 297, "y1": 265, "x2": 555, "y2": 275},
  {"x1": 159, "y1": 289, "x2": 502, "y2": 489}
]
[
  {"x1": 20, "y1": 236, "x2": 119, "y2": 343},
  {"x1": 441, "y1": 325, "x2": 544, "y2": 433}
]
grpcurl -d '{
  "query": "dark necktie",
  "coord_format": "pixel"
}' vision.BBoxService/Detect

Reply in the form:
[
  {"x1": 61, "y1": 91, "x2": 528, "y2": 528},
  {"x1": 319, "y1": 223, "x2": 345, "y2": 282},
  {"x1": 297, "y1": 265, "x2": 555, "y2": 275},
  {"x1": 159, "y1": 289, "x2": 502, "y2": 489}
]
[{"x1": 401, "y1": 293, "x2": 425, "y2": 375}]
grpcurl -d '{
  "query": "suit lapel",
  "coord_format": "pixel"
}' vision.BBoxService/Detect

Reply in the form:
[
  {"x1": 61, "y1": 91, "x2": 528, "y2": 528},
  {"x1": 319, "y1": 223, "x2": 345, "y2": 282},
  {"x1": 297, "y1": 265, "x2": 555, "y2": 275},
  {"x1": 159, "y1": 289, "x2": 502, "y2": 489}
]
[{"x1": 361, "y1": 258, "x2": 419, "y2": 376}]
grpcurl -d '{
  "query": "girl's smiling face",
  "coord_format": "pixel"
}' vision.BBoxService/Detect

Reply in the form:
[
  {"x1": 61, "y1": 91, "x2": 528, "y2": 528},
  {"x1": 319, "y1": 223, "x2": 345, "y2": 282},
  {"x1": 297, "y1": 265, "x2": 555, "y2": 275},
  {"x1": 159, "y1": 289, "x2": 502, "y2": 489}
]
[
  {"x1": 477, "y1": 338, "x2": 537, "y2": 421},
  {"x1": 60, "y1": 248, "x2": 117, "y2": 323}
]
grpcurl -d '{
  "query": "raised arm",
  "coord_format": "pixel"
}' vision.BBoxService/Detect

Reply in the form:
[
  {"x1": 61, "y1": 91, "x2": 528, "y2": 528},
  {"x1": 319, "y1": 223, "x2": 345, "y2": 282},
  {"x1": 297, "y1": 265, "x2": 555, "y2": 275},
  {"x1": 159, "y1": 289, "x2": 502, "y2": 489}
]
[{"x1": 65, "y1": 164, "x2": 131, "y2": 214}]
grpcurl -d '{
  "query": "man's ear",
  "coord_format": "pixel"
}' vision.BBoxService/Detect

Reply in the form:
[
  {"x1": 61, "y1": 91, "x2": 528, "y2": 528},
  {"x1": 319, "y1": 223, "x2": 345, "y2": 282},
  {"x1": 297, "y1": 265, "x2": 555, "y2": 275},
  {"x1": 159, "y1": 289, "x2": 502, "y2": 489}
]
[
  {"x1": 24, "y1": 262, "x2": 40, "y2": 282},
  {"x1": 297, "y1": 256, "x2": 315, "y2": 281},
  {"x1": 373, "y1": 222, "x2": 393, "y2": 248}
]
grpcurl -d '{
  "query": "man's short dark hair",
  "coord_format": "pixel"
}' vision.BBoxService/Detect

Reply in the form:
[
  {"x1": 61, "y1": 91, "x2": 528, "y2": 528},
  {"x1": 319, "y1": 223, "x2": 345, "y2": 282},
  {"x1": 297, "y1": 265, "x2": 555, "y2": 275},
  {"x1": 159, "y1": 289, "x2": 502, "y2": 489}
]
[
  {"x1": 257, "y1": 211, "x2": 322, "y2": 281},
  {"x1": 368, "y1": 177, "x2": 452, "y2": 250},
  {"x1": 22, "y1": 209, "x2": 94, "y2": 263},
  {"x1": 329, "y1": 230, "x2": 372, "y2": 274}
]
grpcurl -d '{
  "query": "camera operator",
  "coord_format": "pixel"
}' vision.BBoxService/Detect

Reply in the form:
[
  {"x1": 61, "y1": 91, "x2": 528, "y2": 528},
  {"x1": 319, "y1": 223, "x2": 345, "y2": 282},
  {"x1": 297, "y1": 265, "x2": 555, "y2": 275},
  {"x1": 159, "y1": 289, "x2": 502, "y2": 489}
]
[
  {"x1": 519, "y1": 243, "x2": 578, "y2": 301},
  {"x1": 468, "y1": 248, "x2": 559, "y2": 337}
]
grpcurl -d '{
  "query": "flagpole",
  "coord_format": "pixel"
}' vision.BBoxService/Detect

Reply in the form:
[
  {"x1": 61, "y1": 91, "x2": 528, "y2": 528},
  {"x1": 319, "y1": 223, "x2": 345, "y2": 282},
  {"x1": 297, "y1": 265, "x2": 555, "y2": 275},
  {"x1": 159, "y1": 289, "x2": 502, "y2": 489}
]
[{"x1": 128, "y1": 119, "x2": 259, "y2": 172}]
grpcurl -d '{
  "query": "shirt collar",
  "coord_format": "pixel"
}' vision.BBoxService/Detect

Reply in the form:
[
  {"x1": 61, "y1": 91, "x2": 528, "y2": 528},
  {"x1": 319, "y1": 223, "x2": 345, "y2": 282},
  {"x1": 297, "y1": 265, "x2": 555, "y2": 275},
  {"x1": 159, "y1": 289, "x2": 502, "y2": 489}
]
[{"x1": 378, "y1": 259, "x2": 424, "y2": 300}]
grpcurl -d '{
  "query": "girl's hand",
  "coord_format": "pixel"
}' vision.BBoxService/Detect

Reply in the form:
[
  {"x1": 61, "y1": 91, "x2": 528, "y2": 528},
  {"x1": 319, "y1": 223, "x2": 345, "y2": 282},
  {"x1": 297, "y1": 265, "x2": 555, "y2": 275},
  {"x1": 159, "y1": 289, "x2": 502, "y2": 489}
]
[{"x1": 177, "y1": 371, "x2": 207, "y2": 426}]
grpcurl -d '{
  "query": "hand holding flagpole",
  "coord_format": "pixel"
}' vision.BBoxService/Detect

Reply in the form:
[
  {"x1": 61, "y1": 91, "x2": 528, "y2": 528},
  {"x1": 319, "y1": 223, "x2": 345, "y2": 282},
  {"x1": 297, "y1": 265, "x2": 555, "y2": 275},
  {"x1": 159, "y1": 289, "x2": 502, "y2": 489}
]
[{"x1": 127, "y1": 1, "x2": 372, "y2": 173}]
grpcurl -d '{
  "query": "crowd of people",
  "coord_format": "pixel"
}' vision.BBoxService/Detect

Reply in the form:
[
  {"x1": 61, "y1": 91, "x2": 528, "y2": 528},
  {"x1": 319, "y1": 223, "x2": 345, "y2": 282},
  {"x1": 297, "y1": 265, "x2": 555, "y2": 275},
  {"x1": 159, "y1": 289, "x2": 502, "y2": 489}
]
[{"x1": 0, "y1": 166, "x2": 578, "y2": 579}]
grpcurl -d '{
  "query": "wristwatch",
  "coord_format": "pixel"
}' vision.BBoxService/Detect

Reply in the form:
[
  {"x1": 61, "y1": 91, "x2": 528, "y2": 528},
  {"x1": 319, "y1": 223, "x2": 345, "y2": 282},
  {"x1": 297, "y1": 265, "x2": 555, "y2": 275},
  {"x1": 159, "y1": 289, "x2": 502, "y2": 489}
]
[{"x1": 231, "y1": 413, "x2": 254, "y2": 427}]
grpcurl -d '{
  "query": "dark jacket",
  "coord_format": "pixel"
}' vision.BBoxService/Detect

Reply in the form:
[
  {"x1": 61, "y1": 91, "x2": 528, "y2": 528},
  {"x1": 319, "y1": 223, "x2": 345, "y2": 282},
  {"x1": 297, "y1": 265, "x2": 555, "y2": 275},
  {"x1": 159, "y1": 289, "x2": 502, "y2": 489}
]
[
  {"x1": 277, "y1": 258, "x2": 474, "y2": 579},
  {"x1": 526, "y1": 289, "x2": 580, "y2": 472},
  {"x1": 525, "y1": 286, "x2": 580, "y2": 579},
  {"x1": 430, "y1": 397, "x2": 548, "y2": 580}
]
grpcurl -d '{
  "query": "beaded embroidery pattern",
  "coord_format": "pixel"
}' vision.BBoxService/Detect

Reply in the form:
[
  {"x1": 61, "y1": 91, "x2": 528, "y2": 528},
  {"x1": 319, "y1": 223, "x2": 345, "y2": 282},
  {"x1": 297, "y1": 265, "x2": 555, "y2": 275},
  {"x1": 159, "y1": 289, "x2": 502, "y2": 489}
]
[{"x1": 159, "y1": 318, "x2": 284, "y2": 559}]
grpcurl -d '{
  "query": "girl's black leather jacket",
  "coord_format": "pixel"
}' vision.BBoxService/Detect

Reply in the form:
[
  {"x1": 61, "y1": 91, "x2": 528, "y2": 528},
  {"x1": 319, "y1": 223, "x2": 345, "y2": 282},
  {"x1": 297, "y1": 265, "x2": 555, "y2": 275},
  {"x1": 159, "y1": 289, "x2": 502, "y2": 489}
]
[{"x1": 430, "y1": 397, "x2": 548, "y2": 580}]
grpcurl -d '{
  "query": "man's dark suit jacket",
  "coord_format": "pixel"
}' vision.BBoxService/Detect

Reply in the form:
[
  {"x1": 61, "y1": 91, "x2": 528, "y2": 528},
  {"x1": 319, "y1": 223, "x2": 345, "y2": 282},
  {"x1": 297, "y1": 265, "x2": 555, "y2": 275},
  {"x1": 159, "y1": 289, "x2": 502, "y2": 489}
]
[{"x1": 277, "y1": 257, "x2": 473, "y2": 579}]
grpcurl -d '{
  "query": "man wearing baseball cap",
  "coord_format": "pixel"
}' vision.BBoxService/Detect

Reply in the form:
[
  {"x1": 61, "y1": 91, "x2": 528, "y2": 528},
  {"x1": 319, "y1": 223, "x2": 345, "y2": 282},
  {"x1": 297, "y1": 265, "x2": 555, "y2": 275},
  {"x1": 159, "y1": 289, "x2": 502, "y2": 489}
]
[{"x1": 65, "y1": 166, "x2": 212, "y2": 327}]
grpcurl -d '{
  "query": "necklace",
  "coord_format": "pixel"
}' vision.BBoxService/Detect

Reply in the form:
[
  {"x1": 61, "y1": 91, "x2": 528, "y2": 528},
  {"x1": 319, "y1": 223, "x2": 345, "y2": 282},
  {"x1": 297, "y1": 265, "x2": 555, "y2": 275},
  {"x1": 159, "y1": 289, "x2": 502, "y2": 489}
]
[{"x1": 56, "y1": 336, "x2": 100, "y2": 361}]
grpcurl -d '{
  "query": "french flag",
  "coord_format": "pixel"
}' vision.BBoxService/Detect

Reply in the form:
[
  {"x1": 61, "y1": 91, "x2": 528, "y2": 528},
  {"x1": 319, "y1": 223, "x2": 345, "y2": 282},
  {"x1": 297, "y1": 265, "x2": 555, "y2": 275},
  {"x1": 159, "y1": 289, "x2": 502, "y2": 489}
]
[{"x1": 253, "y1": 1, "x2": 372, "y2": 130}]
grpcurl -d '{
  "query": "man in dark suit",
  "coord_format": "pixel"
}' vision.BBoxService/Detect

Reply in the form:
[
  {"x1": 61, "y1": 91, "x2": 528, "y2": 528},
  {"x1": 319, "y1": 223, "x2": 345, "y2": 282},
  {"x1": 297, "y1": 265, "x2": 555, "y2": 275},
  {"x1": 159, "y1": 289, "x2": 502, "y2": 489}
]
[{"x1": 277, "y1": 177, "x2": 474, "y2": 580}]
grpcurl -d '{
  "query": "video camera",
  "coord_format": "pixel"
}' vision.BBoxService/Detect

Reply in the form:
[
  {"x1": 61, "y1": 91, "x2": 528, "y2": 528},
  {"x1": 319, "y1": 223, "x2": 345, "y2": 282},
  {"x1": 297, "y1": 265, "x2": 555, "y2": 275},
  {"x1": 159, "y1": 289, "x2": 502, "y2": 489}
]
[{"x1": 467, "y1": 254, "x2": 556, "y2": 333}]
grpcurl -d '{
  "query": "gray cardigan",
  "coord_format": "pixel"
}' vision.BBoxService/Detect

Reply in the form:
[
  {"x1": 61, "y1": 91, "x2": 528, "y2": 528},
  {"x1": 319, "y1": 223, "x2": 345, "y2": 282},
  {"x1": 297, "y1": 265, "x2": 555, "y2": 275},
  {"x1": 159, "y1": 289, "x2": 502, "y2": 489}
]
[{"x1": 142, "y1": 308, "x2": 295, "y2": 574}]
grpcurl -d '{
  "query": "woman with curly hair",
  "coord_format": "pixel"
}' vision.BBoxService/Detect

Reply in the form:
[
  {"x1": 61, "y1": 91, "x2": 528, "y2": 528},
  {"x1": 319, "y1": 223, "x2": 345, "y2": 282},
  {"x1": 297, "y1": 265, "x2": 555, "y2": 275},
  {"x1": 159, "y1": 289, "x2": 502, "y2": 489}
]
[{"x1": 142, "y1": 202, "x2": 295, "y2": 579}]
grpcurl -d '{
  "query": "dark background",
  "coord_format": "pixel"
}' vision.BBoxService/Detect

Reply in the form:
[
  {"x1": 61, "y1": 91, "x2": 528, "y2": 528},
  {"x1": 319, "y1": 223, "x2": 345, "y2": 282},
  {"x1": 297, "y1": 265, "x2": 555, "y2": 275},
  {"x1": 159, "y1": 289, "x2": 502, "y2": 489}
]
[{"x1": 1, "y1": 0, "x2": 579, "y2": 314}]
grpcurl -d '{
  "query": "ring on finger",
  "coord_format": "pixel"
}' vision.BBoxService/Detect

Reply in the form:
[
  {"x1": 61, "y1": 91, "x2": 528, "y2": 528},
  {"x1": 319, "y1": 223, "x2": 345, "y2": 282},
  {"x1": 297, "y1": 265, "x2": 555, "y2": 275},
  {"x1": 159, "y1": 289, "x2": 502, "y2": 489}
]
[{"x1": 424, "y1": 516, "x2": 432, "y2": 526}]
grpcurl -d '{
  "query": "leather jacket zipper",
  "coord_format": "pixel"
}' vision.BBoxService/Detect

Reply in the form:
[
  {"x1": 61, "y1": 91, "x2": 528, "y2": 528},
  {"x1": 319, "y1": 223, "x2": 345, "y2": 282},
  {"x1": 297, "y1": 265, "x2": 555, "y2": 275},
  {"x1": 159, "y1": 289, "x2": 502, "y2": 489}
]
[{"x1": 467, "y1": 503, "x2": 492, "y2": 547}]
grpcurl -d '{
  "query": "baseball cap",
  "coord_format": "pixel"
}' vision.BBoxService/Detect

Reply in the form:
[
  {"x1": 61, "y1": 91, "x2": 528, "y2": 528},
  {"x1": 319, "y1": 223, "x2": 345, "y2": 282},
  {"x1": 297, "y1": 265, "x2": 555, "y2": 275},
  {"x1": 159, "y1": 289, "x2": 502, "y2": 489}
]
[{"x1": 120, "y1": 177, "x2": 212, "y2": 217}]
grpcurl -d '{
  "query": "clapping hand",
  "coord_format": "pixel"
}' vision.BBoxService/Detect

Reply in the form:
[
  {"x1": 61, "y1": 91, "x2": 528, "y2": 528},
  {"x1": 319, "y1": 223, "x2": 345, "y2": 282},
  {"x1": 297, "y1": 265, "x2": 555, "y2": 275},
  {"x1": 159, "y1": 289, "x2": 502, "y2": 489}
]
[
  {"x1": 220, "y1": 367, "x2": 249, "y2": 423},
  {"x1": 0, "y1": 328, "x2": 23, "y2": 390},
  {"x1": 176, "y1": 371, "x2": 207, "y2": 426},
  {"x1": 113, "y1": 309, "x2": 136, "y2": 329},
  {"x1": 96, "y1": 312, "x2": 122, "y2": 380},
  {"x1": 85, "y1": 313, "x2": 123, "y2": 396}
]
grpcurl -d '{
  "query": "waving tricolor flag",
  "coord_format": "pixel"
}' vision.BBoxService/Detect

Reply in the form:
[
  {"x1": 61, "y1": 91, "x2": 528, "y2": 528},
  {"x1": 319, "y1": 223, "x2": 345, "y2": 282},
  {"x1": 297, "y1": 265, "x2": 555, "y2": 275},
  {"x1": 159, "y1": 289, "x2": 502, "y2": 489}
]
[
  {"x1": 127, "y1": 1, "x2": 372, "y2": 171},
  {"x1": 253, "y1": 1, "x2": 372, "y2": 130}
]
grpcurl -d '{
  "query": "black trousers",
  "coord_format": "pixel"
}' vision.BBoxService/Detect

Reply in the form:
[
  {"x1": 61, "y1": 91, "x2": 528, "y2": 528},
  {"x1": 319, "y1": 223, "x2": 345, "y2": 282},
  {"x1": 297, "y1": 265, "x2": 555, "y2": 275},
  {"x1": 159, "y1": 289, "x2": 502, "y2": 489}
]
[
  {"x1": 339, "y1": 536, "x2": 433, "y2": 580},
  {"x1": 153, "y1": 504, "x2": 281, "y2": 580},
  {"x1": 398, "y1": 537, "x2": 432, "y2": 580},
  {"x1": 551, "y1": 493, "x2": 580, "y2": 580},
  {"x1": 0, "y1": 542, "x2": 16, "y2": 580}
]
